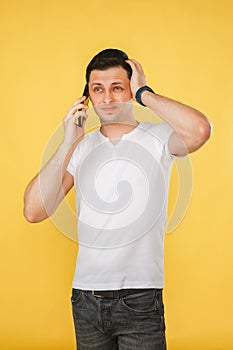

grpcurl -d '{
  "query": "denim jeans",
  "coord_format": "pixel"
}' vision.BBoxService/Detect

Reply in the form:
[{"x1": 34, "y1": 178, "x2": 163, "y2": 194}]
[{"x1": 71, "y1": 288, "x2": 167, "y2": 349}]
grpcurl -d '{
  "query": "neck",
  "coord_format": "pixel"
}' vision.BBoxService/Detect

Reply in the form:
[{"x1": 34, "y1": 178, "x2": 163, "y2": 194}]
[{"x1": 100, "y1": 120, "x2": 139, "y2": 140}]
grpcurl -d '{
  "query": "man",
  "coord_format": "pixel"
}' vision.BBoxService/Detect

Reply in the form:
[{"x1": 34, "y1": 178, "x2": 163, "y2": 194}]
[{"x1": 24, "y1": 49, "x2": 211, "y2": 349}]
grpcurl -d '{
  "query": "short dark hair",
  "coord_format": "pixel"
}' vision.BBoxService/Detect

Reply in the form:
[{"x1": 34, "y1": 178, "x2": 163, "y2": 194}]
[{"x1": 85, "y1": 48, "x2": 132, "y2": 84}]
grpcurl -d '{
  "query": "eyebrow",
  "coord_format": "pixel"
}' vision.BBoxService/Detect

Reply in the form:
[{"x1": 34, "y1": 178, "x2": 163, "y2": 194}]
[{"x1": 91, "y1": 81, "x2": 124, "y2": 86}]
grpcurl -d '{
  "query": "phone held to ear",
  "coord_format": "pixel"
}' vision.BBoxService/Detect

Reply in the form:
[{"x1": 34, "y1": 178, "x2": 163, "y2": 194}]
[{"x1": 75, "y1": 84, "x2": 89, "y2": 127}]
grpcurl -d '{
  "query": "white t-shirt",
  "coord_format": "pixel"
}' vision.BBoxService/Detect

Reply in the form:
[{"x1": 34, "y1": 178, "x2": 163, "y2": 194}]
[{"x1": 67, "y1": 122, "x2": 174, "y2": 290}]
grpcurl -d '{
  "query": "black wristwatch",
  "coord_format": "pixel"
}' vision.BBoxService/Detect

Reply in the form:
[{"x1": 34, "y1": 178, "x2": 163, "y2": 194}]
[{"x1": 135, "y1": 85, "x2": 155, "y2": 107}]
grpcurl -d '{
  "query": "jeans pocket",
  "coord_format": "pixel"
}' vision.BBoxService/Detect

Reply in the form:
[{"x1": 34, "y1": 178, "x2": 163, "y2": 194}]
[
  {"x1": 71, "y1": 288, "x2": 82, "y2": 304},
  {"x1": 121, "y1": 290, "x2": 160, "y2": 313}
]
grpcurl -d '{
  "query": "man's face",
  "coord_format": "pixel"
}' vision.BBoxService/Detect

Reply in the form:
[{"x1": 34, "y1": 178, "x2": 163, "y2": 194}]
[{"x1": 88, "y1": 66, "x2": 133, "y2": 125}]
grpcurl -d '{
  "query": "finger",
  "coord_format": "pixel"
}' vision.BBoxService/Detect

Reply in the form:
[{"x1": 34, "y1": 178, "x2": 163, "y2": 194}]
[
  {"x1": 64, "y1": 105, "x2": 88, "y2": 122},
  {"x1": 69, "y1": 96, "x2": 87, "y2": 109},
  {"x1": 67, "y1": 103, "x2": 89, "y2": 116},
  {"x1": 73, "y1": 110, "x2": 87, "y2": 119},
  {"x1": 126, "y1": 59, "x2": 139, "y2": 67},
  {"x1": 73, "y1": 95, "x2": 87, "y2": 105},
  {"x1": 125, "y1": 59, "x2": 136, "y2": 69},
  {"x1": 74, "y1": 112, "x2": 88, "y2": 127},
  {"x1": 126, "y1": 59, "x2": 143, "y2": 72},
  {"x1": 71, "y1": 104, "x2": 89, "y2": 115}
]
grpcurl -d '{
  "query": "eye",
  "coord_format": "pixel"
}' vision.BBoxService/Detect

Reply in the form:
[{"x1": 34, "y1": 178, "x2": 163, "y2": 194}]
[
  {"x1": 93, "y1": 86, "x2": 103, "y2": 93},
  {"x1": 113, "y1": 86, "x2": 123, "y2": 91}
]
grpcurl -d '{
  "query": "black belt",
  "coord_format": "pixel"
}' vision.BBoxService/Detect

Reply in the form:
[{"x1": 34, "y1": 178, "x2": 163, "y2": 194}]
[{"x1": 82, "y1": 288, "x2": 161, "y2": 299}]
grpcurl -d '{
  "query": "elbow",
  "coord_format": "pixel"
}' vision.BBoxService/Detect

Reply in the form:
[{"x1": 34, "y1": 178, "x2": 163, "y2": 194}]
[
  {"x1": 189, "y1": 118, "x2": 212, "y2": 152},
  {"x1": 24, "y1": 213, "x2": 38, "y2": 224},
  {"x1": 199, "y1": 118, "x2": 212, "y2": 143},
  {"x1": 23, "y1": 205, "x2": 47, "y2": 223},
  {"x1": 23, "y1": 209, "x2": 39, "y2": 223}
]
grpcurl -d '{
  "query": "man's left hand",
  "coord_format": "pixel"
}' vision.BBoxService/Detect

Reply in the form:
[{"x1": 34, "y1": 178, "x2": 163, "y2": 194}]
[{"x1": 125, "y1": 59, "x2": 146, "y2": 99}]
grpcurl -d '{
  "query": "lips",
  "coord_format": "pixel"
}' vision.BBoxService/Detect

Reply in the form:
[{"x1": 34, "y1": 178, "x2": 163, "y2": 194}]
[{"x1": 102, "y1": 106, "x2": 118, "y2": 113}]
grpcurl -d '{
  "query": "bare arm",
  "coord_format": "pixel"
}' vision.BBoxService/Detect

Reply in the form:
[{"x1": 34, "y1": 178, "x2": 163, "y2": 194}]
[
  {"x1": 126, "y1": 59, "x2": 211, "y2": 155},
  {"x1": 141, "y1": 91, "x2": 211, "y2": 155},
  {"x1": 23, "y1": 96, "x2": 89, "y2": 223}
]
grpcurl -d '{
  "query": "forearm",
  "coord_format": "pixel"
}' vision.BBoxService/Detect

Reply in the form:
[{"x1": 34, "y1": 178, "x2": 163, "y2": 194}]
[
  {"x1": 24, "y1": 142, "x2": 74, "y2": 222},
  {"x1": 141, "y1": 91, "x2": 211, "y2": 151},
  {"x1": 24, "y1": 95, "x2": 89, "y2": 223},
  {"x1": 125, "y1": 58, "x2": 211, "y2": 152}
]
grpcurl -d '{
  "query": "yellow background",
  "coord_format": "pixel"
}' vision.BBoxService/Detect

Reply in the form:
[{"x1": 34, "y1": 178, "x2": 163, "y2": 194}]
[{"x1": 1, "y1": 0, "x2": 232, "y2": 349}]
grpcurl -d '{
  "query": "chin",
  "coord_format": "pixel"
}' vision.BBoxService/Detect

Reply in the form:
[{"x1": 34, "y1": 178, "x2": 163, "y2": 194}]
[{"x1": 99, "y1": 115, "x2": 122, "y2": 126}]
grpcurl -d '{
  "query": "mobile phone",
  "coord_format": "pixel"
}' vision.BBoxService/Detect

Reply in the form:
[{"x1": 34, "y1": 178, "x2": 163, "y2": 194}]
[{"x1": 76, "y1": 84, "x2": 89, "y2": 127}]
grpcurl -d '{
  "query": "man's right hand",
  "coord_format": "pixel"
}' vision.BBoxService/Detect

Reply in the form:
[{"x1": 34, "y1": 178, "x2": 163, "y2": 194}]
[
  {"x1": 63, "y1": 96, "x2": 89, "y2": 147},
  {"x1": 23, "y1": 96, "x2": 89, "y2": 223}
]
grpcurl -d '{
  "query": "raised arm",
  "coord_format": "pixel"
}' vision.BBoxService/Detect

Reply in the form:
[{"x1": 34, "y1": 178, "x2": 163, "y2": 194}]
[
  {"x1": 126, "y1": 59, "x2": 211, "y2": 155},
  {"x1": 23, "y1": 96, "x2": 89, "y2": 223}
]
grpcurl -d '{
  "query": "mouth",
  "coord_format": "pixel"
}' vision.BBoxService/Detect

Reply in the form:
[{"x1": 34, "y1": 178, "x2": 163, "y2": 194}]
[{"x1": 101, "y1": 105, "x2": 118, "y2": 113}]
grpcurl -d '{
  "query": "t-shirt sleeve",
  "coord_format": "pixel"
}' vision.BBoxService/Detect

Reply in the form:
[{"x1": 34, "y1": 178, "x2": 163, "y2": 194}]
[
  {"x1": 153, "y1": 123, "x2": 174, "y2": 145},
  {"x1": 67, "y1": 154, "x2": 75, "y2": 176},
  {"x1": 153, "y1": 122, "x2": 187, "y2": 159},
  {"x1": 66, "y1": 144, "x2": 80, "y2": 176}
]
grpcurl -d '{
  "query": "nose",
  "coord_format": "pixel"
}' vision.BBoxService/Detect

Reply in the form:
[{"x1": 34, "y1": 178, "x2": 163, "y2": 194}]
[{"x1": 103, "y1": 89, "x2": 114, "y2": 104}]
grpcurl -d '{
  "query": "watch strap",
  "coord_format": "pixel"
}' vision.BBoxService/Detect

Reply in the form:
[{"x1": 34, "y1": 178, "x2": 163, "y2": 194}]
[{"x1": 135, "y1": 85, "x2": 155, "y2": 107}]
